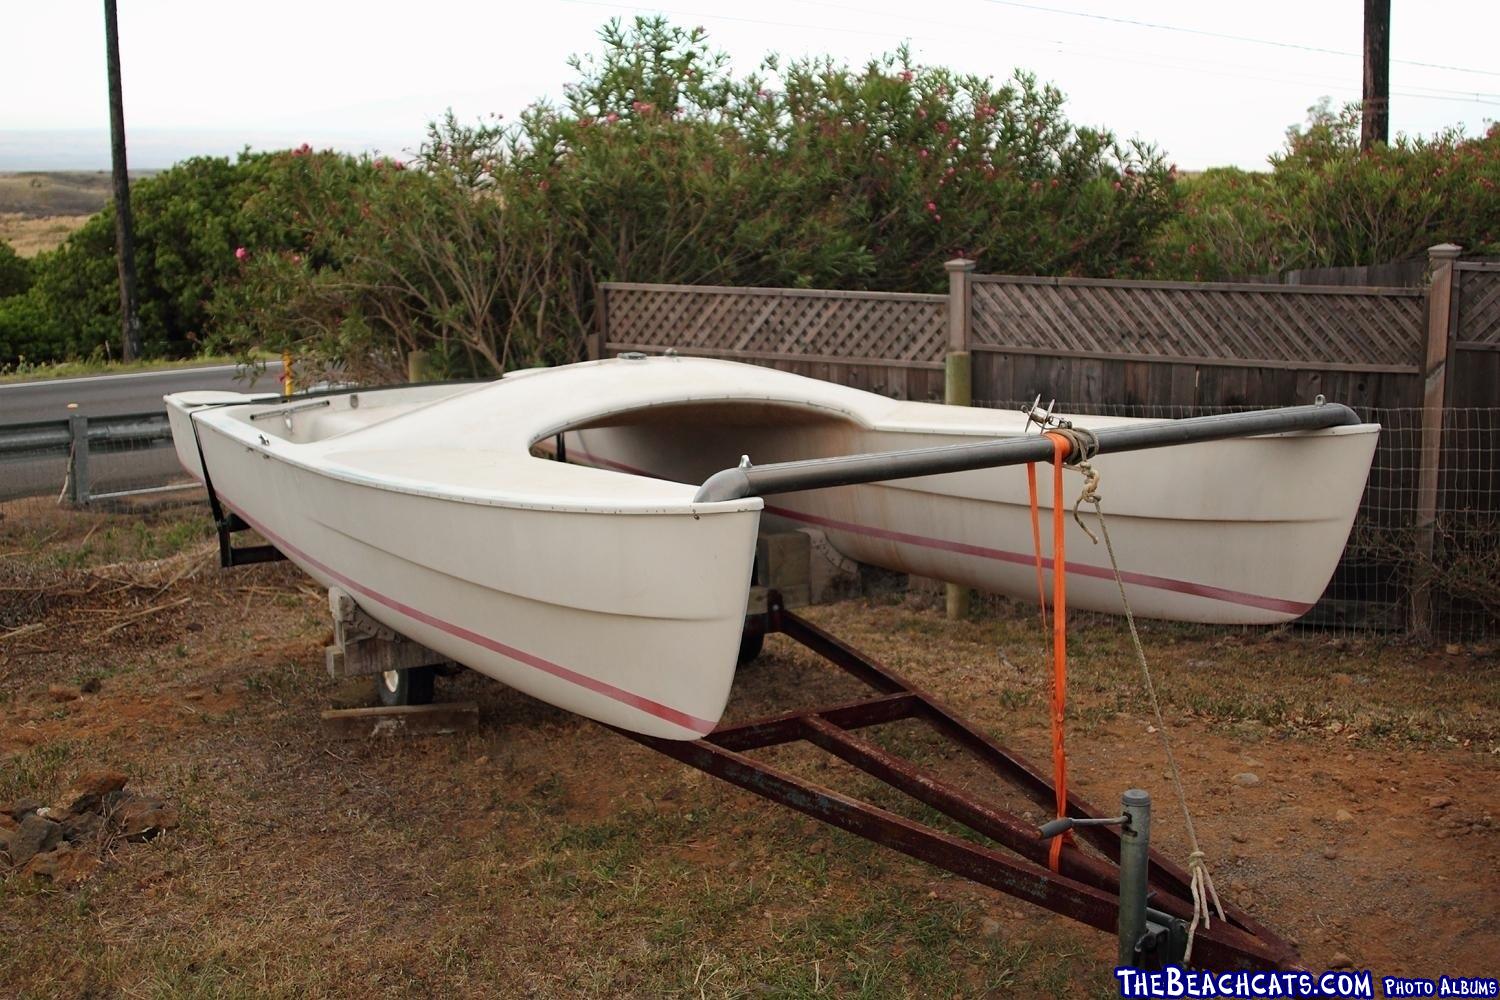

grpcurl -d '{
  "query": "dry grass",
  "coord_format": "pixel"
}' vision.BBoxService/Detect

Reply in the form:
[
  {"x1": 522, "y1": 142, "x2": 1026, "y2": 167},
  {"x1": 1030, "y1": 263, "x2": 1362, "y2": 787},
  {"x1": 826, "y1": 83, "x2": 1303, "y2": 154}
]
[
  {"x1": 0, "y1": 213, "x2": 90, "y2": 256},
  {"x1": 1, "y1": 496, "x2": 1496, "y2": 998},
  {"x1": 0, "y1": 172, "x2": 117, "y2": 218},
  {"x1": 0, "y1": 171, "x2": 118, "y2": 256}
]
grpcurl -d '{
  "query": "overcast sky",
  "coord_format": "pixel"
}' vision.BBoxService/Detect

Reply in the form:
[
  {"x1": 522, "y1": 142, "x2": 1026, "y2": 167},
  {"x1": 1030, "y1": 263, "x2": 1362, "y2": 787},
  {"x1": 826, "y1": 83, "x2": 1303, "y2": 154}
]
[{"x1": 2, "y1": 0, "x2": 1496, "y2": 171}]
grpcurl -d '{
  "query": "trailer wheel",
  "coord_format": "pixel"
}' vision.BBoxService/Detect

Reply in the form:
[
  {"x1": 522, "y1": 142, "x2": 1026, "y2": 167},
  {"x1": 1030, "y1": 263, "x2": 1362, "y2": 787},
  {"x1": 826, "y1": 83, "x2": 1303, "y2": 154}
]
[{"x1": 376, "y1": 666, "x2": 436, "y2": 706}]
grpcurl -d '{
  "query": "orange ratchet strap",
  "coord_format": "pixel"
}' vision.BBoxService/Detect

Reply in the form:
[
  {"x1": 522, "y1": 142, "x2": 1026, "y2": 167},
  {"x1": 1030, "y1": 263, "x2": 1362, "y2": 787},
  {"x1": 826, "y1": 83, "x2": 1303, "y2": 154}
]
[{"x1": 1029, "y1": 431, "x2": 1074, "y2": 871}]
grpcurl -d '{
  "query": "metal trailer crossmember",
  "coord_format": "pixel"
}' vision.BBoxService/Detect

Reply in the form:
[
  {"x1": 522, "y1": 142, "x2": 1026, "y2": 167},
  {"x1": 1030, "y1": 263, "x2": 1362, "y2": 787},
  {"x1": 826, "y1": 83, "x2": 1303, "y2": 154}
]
[{"x1": 618, "y1": 594, "x2": 1298, "y2": 972}]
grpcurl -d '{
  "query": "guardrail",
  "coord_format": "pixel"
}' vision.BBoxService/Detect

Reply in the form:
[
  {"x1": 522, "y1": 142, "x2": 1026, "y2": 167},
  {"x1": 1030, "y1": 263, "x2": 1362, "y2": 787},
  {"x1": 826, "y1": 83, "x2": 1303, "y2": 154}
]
[{"x1": 0, "y1": 410, "x2": 193, "y2": 504}]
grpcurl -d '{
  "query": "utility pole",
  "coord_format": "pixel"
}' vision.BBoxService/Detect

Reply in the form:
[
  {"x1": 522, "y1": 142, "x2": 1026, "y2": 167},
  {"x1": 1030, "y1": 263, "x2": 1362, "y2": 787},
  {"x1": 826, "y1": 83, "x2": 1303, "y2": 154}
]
[
  {"x1": 1361, "y1": 0, "x2": 1390, "y2": 151},
  {"x1": 104, "y1": 0, "x2": 143, "y2": 361}
]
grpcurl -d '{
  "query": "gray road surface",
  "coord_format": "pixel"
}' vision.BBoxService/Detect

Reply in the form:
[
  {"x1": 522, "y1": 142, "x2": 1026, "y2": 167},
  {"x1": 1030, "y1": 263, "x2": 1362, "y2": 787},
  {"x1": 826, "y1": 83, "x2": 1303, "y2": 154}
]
[{"x1": 0, "y1": 361, "x2": 282, "y2": 424}]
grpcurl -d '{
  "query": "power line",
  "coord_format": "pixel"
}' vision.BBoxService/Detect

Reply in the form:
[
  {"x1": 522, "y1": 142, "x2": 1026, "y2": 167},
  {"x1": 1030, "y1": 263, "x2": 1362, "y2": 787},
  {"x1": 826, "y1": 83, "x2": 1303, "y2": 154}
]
[
  {"x1": 977, "y1": 0, "x2": 1500, "y2": 79},
  {"x1": 563, "y1": 0, "x2": 1500, "y2": 108}
]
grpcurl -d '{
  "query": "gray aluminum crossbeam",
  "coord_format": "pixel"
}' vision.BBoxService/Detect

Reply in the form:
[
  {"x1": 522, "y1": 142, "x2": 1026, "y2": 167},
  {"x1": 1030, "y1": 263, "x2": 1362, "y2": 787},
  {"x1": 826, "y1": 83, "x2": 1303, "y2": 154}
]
[{"x1": 693, "y1": 402, "x2": 1361, "y2": 503}]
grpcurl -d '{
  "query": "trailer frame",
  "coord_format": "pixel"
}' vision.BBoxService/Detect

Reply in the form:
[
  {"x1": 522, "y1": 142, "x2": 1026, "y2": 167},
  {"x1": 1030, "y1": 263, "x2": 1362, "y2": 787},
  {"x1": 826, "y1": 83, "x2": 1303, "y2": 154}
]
[{"x1": 618, "y1": 592, "x2": 1298, "y2": 971}]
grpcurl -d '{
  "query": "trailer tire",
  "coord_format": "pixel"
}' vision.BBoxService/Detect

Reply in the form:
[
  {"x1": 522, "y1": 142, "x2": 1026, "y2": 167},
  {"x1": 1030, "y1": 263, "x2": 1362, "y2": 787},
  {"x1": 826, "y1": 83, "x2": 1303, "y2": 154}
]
[{"x1": 375, "y1": 666, "x2": 436, "y2": 707}]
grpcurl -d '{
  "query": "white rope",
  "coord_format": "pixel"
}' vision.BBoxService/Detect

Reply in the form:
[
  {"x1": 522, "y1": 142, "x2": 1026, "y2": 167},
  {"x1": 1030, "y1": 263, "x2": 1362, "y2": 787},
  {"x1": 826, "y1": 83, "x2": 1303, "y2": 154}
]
[{"x1": 1068, "y1": 453, "x2": 1225, "y2": 964}]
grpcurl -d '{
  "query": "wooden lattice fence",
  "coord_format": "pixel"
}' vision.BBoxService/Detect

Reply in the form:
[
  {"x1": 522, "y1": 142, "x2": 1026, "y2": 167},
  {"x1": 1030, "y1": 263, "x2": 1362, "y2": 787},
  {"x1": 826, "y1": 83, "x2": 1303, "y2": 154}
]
[
  {"x1": 597, "y1": 248, "x2": 1497, "y2": 635},
  {"x1": 598, "y1": 282, "x2": 948, "y2": 399},
  {"x1": 1452, "y1": 263, "x2": 1500, "y2": 409}
]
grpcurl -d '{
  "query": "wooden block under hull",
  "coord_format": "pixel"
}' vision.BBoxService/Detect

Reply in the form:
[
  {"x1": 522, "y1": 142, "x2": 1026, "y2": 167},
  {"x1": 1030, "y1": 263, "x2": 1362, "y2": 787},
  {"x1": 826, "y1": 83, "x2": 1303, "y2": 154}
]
[
  {"x1": 325, "y1": 585, "x2": 449, "y2": 677},
  {"x1": 319, "y1": 702, "x2": 479, "y2": 739}
]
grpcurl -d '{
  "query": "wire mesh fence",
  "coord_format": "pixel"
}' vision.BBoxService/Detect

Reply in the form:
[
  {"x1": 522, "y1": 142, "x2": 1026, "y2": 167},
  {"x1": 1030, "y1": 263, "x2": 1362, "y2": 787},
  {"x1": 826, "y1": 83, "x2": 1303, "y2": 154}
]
[
  {"x1": 974, "y1": 399, "x2": 1498, "y2": 641},
  {"x1": 0, "y1": 412, "x2": 196, "y2": 507}
]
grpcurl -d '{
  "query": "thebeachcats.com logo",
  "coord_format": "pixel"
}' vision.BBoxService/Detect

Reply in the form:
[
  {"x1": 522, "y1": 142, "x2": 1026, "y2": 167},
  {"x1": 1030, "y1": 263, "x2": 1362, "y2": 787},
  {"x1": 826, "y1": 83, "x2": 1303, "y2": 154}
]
[
  {"x1": 1115, "y1": 967, "x2": 1374, "y2": 998},
  {"x1": 1114, "y1": 968, "x2": 1498, "y2": 999},
  {"x1": 1385, "y1": 978, "x2": 1500, "y2": 998}
]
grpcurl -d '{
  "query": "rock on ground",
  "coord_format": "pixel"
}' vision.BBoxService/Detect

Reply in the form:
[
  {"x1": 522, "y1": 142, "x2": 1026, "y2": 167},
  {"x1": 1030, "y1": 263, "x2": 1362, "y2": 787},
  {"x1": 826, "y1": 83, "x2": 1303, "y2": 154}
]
[
  {"x1": 109, "y1": 795, "x2": 180, "y2": 841},
  {"x1": 22, "y1": 843, "x2": 102, "y2": 884},
  {"x1": 50, "y1": 768, "x2": 129, "y2": 817},
  {"x1": 11, "y1": 814, "x2": 64, "y2": 866}
]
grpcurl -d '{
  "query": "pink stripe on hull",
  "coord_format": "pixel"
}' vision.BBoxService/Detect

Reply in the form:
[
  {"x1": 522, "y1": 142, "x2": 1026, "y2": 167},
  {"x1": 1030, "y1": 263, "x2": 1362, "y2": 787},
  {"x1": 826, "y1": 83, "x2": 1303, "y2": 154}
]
[
  {"x1": 217, "y1": 494, "x2": 717, "y2": 736},
  {"x1": 562, "y1": 445, "x2": 1312, "y2": 617},
  {"x1": 764, "y1": 505, "x2": 1311, "y2": 616}
]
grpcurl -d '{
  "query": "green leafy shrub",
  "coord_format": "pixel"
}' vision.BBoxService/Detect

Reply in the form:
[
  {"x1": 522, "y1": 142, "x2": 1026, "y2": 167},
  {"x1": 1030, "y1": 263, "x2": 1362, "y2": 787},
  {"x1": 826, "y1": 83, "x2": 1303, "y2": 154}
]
[
  {"x1": 205, "y1": 18, "x2": 1177, "y2": 379},
  {"x1": 207, "y1": 149, "x2": 563, "y2": 382},
  {"x1": 1154, "y1": 101, "x2": 1500, "y2": 278},
  {"x1": 0, "y1": 286, "x2": 65, "y2": 365},
  {"x1": 19, "y1": 154, "x2": 284, "y2": 364},
  {"x1": 0, "y1": 240, "x2": 32, "y2": 298}
]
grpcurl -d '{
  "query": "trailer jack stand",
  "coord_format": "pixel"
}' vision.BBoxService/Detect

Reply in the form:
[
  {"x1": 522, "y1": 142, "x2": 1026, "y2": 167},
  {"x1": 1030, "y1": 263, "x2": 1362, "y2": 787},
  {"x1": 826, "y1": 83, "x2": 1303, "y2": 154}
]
[{"x1": 617, "y1": 593, "x2": 1294, "y2": 972}]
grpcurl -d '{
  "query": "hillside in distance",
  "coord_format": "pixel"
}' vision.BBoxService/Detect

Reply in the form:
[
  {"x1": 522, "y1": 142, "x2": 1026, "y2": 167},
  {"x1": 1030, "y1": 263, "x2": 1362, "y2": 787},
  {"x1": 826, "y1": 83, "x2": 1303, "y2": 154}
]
[{"x1": 0, "y1": 170, "x2": 154, "y2": 256}]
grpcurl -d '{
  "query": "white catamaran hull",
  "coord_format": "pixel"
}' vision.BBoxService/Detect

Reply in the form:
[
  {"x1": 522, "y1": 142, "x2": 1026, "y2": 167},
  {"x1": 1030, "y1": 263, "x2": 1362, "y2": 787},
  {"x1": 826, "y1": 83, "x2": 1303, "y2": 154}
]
[
  {"x1": 166, "y1": 356, "x2": 1378, "y2": 738},
  {"x1": 562, "y1": 420, "x2": 1376, "y2": 625}
]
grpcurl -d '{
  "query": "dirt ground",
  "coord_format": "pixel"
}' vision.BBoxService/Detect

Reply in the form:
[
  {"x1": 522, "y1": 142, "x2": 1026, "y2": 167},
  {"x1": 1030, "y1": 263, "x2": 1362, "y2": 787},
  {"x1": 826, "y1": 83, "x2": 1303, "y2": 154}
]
[{"x1": 1, "y1": 496, "x2": 1496, "y2": 998}]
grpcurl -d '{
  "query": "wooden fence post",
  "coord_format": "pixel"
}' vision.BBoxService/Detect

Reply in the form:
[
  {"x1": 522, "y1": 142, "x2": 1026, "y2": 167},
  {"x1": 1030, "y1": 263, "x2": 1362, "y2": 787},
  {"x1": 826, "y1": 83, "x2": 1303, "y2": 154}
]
[
  {"x1": 590, "y1": 283, "x2": 609, "y2": 361},
  {"x1": 1412, "y1": 243, "x2": 1460, "y2": 635},
  {"x1": 944, "y1": 259, "x2": 975, "y2": 620},
  {"x1": 406, "y1": 350, "x2": 433, "y2": 382}
]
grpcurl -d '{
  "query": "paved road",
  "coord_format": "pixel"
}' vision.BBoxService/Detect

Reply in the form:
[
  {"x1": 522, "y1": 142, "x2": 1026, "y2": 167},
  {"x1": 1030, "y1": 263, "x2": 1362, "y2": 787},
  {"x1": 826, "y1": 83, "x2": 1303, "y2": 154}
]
[
  {"x1": 0, "y1": 362, "x2": 280, "y2": 500},
  {"x1": 0, "y1": 361, "x2": 282, "y2": 424}
]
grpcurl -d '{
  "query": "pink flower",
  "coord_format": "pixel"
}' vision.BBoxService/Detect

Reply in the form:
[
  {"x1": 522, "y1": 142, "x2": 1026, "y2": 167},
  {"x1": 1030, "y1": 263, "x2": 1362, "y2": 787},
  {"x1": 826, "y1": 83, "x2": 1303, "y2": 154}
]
[
  {"x1": 899, "y1": 70, "x2": 913, "y2": 83},
  {"x1": 605, "y1": 112, "x2": 620, "y2": 124},
  {"x1": 234, "y1": 247, "x2": 249, "y2": 261},
  {"x1": 925, "y1": 201, "x2": 936, "y2": 212},
  {"x1": 918, "y1": 148, "x2": 929, "y2": 159},
  {"x1": 292, "y1": 143, "x2": 311, "y2": 157}
]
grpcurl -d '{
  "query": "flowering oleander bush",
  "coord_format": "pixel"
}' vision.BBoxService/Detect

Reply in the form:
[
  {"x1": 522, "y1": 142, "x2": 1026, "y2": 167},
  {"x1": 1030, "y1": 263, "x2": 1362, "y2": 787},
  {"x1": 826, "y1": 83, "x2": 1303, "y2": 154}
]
[{"x1": 191, "y1": 17, "x2": 1177, "y2": 379}]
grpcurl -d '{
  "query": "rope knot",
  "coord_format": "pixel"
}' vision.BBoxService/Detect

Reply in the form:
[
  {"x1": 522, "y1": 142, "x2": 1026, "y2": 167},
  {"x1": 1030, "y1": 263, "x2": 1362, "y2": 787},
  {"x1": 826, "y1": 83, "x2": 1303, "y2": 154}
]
[
  {"x1": 1183, "y1": 849, "x2": 1226, "y2": 963},
  {"x1": 1046, "y1": 425, "x2": 1100, "y2": 466}
]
